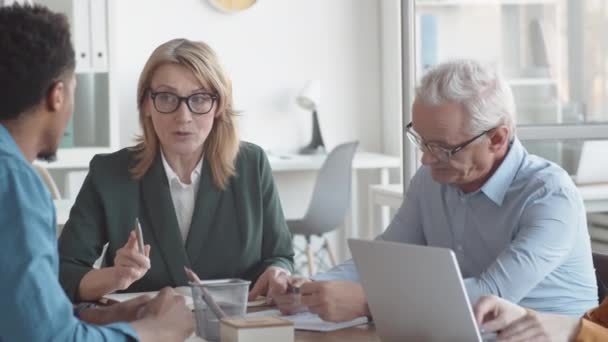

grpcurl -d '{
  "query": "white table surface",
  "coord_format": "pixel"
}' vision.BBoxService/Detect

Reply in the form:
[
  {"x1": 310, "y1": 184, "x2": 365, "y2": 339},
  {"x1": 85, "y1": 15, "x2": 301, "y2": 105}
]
[
  {"x1": 267, "y1": 151, "x2": 400, "y2": 172},
  {"x1": 367, "y1": 182, "x2": 608, "y2": 238}
]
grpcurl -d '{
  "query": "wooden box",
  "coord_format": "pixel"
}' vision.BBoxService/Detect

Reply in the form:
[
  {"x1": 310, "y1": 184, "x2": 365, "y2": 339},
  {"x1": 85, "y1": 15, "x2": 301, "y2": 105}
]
[{"x1": 220, "y1": 316, "x2": 294, "y2": 342}]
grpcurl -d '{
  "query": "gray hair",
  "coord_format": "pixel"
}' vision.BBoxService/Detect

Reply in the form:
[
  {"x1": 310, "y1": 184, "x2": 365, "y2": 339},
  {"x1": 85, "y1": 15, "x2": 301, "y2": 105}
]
[{"x1": 415, "y1": 59, "x2": 516, "y2": 139}]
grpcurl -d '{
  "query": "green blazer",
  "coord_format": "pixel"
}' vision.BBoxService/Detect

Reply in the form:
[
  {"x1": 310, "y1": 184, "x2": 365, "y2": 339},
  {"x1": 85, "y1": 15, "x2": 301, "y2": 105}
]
[{"x1": 58, "y1": 142, "x2": 294, "y2": 301}]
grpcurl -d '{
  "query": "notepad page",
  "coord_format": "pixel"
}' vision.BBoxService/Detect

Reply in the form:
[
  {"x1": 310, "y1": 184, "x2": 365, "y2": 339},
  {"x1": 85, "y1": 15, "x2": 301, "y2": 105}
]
[
  {"x1": 102, "y1": 287, "x2": 264, "y2": 310},
  {"x1": 103, "y1": 286, "x2": 194, "y2": 309},
  {"x1": 245, "y1": 309, "x2": 368, "y2": 332}
]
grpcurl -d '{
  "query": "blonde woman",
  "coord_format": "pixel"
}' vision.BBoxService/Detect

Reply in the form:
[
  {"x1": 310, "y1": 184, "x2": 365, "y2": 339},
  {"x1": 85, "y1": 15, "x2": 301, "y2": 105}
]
[{"x1": 59, "y1": 39, "x2": 294, "y2": 302}]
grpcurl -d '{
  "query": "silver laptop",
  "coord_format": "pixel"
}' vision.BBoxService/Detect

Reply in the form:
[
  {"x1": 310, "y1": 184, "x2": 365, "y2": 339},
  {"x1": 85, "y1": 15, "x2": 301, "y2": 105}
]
[
  {"x1": 349, "y1": 239, "x2": 495, "y2": 342},
  {"x1": 573, "y1": 140, "x2": 608, "y2": 185}
]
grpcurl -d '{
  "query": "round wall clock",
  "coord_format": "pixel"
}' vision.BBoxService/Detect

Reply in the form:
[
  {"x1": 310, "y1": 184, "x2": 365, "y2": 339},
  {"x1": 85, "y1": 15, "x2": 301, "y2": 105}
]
[{"x1": 209, "y1": 0, "x2": 257, "y2": 13}]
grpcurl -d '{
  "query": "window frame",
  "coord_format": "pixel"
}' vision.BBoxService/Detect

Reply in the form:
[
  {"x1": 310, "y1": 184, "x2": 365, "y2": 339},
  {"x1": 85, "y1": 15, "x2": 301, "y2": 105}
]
[{"x1": 400, "y1": 0, "x2": 608, "y2": 189}]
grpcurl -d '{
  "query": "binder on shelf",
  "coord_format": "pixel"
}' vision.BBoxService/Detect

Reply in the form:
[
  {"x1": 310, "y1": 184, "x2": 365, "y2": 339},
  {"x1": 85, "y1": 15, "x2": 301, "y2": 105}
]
[
  {"x1": 89, "y1": 0, "x2": 108, "y2": 71},
  {"x1": 73, "y1": 73, "x2": 97, "y2": 146},
  {"x1": 73, "y1": 0, "x2": 91, "y2": 71},
  {"x1": 44, "y1": 0, "x2": 93, "y2": 71},
  {"x1": 69, "y1": 0, "x2": 92, "y2": 72}
]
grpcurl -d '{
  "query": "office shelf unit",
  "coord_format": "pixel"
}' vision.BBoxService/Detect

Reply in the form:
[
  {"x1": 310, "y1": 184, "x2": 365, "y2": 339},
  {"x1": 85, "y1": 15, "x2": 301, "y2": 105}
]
[{"x1": 34, "y1": 0, "x2": 119, "y2": 170}]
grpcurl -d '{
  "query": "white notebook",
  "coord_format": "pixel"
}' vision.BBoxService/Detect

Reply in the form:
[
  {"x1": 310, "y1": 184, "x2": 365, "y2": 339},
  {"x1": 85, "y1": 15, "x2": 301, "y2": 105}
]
[
  {"x1": 102, "y1": 287, "x2": 267, "y2": 310},
  {"x1": 245, "y1": 309, "x2": 368, "y2": 332},
  {"x1": 102, "y1": 286, "x2": 194, "y2": 309}
]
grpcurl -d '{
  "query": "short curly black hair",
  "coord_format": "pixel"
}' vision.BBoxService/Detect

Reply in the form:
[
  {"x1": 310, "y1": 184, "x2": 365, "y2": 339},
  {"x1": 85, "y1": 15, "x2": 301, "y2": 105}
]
[{"x1": 0, "y1": 4, "x2": 76, "y2": 121}]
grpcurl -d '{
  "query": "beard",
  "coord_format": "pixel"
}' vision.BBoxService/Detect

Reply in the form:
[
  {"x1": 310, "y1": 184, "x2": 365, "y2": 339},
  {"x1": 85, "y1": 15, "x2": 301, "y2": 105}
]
[
  {"x1": 36, "y1": 150, "x2": 57, "y2": 162},
  {"x1": 36, "y1": 128, "x2": 61, "y2": 162}
]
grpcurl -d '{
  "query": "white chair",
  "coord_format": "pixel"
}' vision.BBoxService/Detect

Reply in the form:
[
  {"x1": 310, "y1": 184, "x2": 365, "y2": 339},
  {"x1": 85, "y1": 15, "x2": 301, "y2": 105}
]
[
  {"x1": 287, "y1": 141, "x2": 358, "y2": 276},
  {"x1": 33, "y1": 164, "x2": 65, "y2": 236},
  {"x1": 33, "y1": 164, "x2": 61, "y2": 200}
]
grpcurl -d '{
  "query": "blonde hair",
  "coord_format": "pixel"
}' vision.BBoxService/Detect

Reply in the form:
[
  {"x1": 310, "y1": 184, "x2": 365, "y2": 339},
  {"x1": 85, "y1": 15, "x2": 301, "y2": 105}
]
[{"x1": 130, "y1": 38, "x2": 239, "y2": 189}]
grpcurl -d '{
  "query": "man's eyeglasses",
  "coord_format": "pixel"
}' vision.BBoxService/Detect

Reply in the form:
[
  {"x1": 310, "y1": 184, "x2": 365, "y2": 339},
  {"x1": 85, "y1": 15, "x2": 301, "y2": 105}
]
[
  {"x1": 405, "y1": 122, "x2": 493, "y2": 163},
  {"x1": 149, "y1": 90, "x2": 217, "y2": 115}
]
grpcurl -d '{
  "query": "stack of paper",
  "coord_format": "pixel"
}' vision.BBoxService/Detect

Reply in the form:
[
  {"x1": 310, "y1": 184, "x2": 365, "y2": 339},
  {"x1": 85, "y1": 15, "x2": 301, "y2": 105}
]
[
  {"x1": 245, "y1": 309, "x2": 368, "y2": 332},
  {"x1": 102, "y1": 287, "x2": 267, "y2": 310},
  {"x1": 102, "y1": 286, "x2": 194, "y2": 309}
]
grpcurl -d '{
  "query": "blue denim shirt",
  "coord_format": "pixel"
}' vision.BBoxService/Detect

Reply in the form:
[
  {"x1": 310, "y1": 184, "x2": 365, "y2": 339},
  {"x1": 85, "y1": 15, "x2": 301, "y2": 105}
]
[
  {"x1": 0, "y1": 124, "x2": 139, "y2": 341},
  {"x1": 317, "y1": 138, "x2": 597, "y2": 316}
]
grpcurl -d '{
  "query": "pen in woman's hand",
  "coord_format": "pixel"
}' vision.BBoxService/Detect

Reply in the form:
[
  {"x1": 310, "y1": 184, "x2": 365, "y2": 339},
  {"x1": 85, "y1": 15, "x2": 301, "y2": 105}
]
[
  {"x1": 183, "y1": 267, "x2": 226, "y2": 319},
  {"x1": 184, "y1": 266, "x2": 202, "y2": 283},
  {"x1": 286, "y1": 283, "x2": 301, "y2": 295},
  {"x1": 134, "y1": 218, "x2": 145, "y2": 255}
]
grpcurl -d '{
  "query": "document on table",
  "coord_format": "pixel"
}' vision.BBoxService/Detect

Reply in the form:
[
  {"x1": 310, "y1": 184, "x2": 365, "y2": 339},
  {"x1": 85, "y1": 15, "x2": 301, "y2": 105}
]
[
  {"x1": 245, "y1": 309, "x2": 369, "y2": 332},
  {"x1": 102, "y1": 286, "x2": 194, "y2": 308},
  {"x1": 102, "y1": 286, "x2": 267, "y2": 310}
]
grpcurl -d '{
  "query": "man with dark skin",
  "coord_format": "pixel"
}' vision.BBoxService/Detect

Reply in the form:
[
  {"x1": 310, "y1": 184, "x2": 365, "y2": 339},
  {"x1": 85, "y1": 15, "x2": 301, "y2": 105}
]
[{"x1": 0, "y1": 4, "x2": 194, "y2": 341}]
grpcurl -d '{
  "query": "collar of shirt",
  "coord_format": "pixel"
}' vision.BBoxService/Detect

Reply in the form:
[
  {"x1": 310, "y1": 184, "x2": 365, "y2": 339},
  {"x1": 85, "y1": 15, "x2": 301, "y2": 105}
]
[
  {"x1": 160, "y1": 150, "x2": 203, "y2": 188},
  {"x1": 0, "y1": 123, "x2": 29, "y2": 164},
  {"x1": 478, "y1": 138, "x2": 526, "y2": 206}
]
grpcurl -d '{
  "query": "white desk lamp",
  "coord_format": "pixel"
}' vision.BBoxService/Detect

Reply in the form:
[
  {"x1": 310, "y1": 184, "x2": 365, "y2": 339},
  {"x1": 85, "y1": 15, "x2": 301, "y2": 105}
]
[{"x1": 297, "y1": 80, "x2": 325, "y2": 154}]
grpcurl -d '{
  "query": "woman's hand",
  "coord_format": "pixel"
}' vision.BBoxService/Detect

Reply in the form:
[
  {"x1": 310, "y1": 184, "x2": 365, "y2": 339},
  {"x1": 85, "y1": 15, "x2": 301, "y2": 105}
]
[
  {"x1": 112, "y1": 230, "x2": 151, "y2": 290},
  {"x1": 248, "y1": 266, "x2": 291, "y2": 303},
  {"x1": 273, "y1": 275, "x2": 311, "y2": 315}
]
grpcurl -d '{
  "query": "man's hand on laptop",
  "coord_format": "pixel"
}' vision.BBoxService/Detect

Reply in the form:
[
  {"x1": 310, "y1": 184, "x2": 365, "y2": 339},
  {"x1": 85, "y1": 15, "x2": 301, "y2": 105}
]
[{"x1": 299, "y1": 281, "x2": 370, "y2": 323}]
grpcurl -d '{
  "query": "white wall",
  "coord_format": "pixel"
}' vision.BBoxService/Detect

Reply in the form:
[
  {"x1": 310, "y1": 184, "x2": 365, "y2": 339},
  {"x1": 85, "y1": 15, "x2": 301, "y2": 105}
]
[
  {"x1": 113, "y1": 0, "x2": 383, "y2": 155},
  {"x1": 111, "y1": 0, "x2": 387, "y2": 264}
]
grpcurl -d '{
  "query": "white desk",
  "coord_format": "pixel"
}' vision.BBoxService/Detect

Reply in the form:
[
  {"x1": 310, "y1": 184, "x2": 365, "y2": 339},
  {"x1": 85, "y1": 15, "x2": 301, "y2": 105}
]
[
  {"x1": 268, "y1": 152, "x2": 400, "y2": 181},
  {"x1": 368, "y1": 182, "x2": 608, "y2": 239},
  {"x1": 269, "y1": 152, "x2": 400, "y2": 259},
  {"x1": 367, "y1": 184, "x2": 403, "y2": 239},
  {"x1": 578, "y1": 184, "x2": 608, "y2": 213}
]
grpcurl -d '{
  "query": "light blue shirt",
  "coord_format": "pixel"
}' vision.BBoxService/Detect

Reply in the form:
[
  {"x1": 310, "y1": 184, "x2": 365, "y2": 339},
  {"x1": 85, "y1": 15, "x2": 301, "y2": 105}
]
[
  {"x1": 316, "y1": 138, "x2": 597, "y2": 316},
  {"x1": 0, "y1": 124, "x2": 139, "y2": 341}
]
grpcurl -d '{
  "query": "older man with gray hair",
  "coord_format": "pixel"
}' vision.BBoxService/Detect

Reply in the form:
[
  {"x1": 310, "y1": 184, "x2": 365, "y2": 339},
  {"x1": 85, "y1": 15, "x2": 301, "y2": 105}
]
[{"x1": 274, "y1": 59, "x2": 597, "y2": 322}]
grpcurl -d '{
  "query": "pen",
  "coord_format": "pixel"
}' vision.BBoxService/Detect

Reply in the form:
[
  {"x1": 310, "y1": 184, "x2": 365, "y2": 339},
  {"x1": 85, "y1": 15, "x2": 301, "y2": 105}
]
[
  {"x1": 200, "y1": 286, "x2": 227, "y2": 319},
  {"x1": 134, "y1": 218, "x2": 145, "y2": 255},
  {"x1": 286, "y1": 284, "x2": 300, "y2": 295}
]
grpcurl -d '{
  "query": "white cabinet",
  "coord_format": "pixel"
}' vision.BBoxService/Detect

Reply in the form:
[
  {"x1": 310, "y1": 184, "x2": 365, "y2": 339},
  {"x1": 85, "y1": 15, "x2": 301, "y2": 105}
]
[{"x1": 34, "y1": 0, "x2": 118, "y2": 170}]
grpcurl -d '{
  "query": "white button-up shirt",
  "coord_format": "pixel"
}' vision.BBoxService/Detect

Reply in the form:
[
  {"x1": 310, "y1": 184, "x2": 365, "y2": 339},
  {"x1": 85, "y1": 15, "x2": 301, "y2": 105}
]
[{"x1": 161, "y1": 152, "x2": 203, "y2": 243}]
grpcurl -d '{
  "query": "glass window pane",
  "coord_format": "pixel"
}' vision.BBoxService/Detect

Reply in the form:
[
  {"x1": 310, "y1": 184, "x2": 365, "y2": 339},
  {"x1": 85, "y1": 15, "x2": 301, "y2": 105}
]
[
  {"x1": 414, "y1": 0, "x2": 608, "y2": 125},
  {"x1": 522, "y1": 139, "x2": 608, "y2": 178}
]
